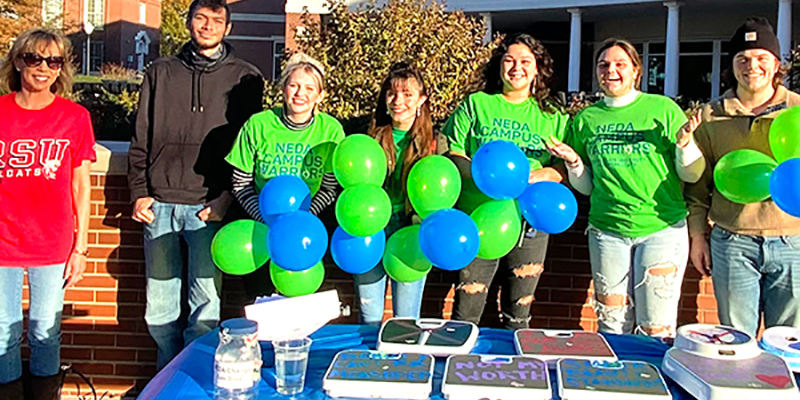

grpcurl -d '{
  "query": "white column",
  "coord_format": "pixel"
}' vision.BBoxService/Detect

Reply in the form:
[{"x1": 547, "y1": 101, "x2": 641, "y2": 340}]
[
  {"x1": 711, "y1": 40, "x2": 722, "y2": 99},
  {"x1": 779, "y1": 0, "x2": 792, "y2": 64},
  {"x1": 568, "y1": 8, "x2": 582, "y2": 93},
  {"x1": 663, "y1": 1, "x2": 681, "y2": 97},
  {"x1": 481, "y1": 12, "x2": 493, "y2": 44},
  {"x1": 83, "y1": 0, "x2": 89, "y2": 74},
  {"x1": 642, "y1": 42, "x2": 650, "y2": 92}
]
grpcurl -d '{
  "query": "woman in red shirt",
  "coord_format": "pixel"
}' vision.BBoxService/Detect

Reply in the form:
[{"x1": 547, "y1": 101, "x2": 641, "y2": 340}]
[{"x1": 0, "y1": 29, "x2": 95, "y2": 399}]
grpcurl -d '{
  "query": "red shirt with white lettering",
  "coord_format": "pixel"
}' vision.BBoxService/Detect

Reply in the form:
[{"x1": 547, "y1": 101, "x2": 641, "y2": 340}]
[{"x1": 0, "y1": 93, "x2": 96, "y2": 267}]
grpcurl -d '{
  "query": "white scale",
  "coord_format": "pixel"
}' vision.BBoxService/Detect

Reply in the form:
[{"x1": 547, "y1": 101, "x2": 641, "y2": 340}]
[
  {"x1": 760, "y1": 326, "x2": 800, "y2": 373},
  {"x1": 662, "y1": 324, "x2": 800, "y2": 400},
  {"x1": 377, "y1": 318, "x2": 478, "y2": 357}
]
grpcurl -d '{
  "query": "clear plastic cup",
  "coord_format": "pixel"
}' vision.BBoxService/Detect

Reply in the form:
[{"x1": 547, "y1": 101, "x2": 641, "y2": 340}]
[{"x1": 273, "y1": 337, "x2": 312, "y2": 395}]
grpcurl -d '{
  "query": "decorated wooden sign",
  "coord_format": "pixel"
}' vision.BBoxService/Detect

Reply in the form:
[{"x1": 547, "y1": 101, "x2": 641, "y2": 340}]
[
  {"x1": 557, "y1": 358, "x2": 671, "y2": 399},
  {"x1": 326, "y1": 351, "x2": 432, "y2": 383},
  {"x1": 515, "y1": 329, "x2": 617, "y2": 363},
  {"x1": 442, "y1": 355, "x2": 550, "y2": 400},
  {"x1": 323, "y1": 350, "x2": 434, "y2": 399}
]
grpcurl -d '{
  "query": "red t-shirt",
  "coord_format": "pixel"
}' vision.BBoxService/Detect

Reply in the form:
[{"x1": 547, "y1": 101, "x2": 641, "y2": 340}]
[{"x1": 0, "y1": 93, "x2": 96, "y2": 267}]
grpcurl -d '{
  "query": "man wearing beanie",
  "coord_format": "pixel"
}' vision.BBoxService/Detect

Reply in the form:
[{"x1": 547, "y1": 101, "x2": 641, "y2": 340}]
[
  {"x1": 685, "y1": 17, "x2": 800, "y2": 338},
  {"x1": 128, "y1": 0, "x2": 263, "y2": 369}
]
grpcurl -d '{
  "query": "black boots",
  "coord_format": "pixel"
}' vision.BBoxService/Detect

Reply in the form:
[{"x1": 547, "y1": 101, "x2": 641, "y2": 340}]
[
  {"x1": 0, "y1": 379, "x2": 24, "y2": 400},
  {"x1": 26, "y1": 375, "x2": 61, "y2": 400}
]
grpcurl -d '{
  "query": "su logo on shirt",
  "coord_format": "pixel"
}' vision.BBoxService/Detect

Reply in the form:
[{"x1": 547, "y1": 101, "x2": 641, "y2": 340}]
[{"x1": 0, "y1": 139, "x2": 70, "y2": 180}]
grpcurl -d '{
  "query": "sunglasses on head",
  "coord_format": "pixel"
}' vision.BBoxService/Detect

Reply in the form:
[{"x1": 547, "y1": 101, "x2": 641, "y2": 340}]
[{"x1": 20, "y1": 53, "x2": 65, "y2": 70}]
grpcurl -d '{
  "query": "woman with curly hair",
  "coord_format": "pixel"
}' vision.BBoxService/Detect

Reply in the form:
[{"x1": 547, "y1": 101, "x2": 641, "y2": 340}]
[{"x1": 444, "y1": 33, "x2": 569, "y2": 329}]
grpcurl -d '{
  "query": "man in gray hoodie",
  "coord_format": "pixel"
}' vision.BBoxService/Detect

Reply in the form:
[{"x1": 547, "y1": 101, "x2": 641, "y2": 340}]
[{"x1": 128, "y1": 0, "x2": 263, "y2": 370}]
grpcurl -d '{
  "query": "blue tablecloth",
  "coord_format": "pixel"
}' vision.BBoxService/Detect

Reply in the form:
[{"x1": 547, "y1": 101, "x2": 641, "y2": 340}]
[{"x1": 138, "y1": 325, "x2": 695, "y2": 399}]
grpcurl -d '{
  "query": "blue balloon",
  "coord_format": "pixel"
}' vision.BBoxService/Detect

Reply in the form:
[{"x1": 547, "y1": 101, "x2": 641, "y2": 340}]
[
  {"x1": 770, "y1": 158, "x2": 800, "y2": 218},
  {"x1": 418, "y1": 209, "x2": 480, "y2": 271},
  {"x1": 268, "y1": 211, "x2": 328, "y2": 271},
  {"x1": 471, "y1": 140, "x2": 530, "y2": 200},
  {"x1": 259, "y1": 175, "x2": 311, "y2": 226},
  {"x1": 330, "y1": 227, "x2": 386, "y2": 274},
  {"x1": 518, "y1": 182, "x2": 578, "y2": 234}
]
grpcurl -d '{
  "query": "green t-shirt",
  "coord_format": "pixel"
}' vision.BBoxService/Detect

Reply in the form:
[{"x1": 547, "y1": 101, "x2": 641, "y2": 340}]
[
  {"x1": 442, "y1": 92, "x2": 570, "y2": 170},
  {"x1": 388, "y1": 128, "x2": 410, "y2": 214},
  {"x1": 225, "y1": 108, "x2": 345, "y2": 195},
  {"x1": 568, "y1": 92, "x2": 688, "y2": 237}
]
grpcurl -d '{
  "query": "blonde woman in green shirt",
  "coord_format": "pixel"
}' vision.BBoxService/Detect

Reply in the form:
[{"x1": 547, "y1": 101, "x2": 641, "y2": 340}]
[
  {"x1": 548, "y1": 39, "x2": 702, "y2": 337},
  {"x1": 226, "y1": 53, "x2": 345, "y2": 297}
]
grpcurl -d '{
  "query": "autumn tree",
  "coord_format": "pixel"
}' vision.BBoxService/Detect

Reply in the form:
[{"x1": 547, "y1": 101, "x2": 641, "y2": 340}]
[
  {"x1": 160, "y1": 0, "x2": 191, "y2": 56},
  {"x1": 276, "y1": 0, "x2": 498, "y2": 128},
  {"x1": 0, "y1": 0, "x2": 42, "y2": 54}
]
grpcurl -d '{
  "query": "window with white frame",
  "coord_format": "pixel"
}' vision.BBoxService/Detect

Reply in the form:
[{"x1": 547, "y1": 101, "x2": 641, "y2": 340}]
[
  {"x1": 42, "y1": 0, "x2": 63, "y2": 28},
  {"x1": 273, "y1": 41, "x2": 285, "y2": 81},
  {"x1": 139, "y1": 2, "x2": 146, "y2": 24},
  {"x1": 87, "y1": 0, "x2": 104, "y2": 29}
]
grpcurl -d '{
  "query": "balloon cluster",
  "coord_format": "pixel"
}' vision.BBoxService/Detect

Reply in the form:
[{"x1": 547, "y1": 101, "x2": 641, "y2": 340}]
[
  {"x1": 212, "y1": 175, "x2": 327, "y2": 297},
  {"x1": 384, "y1": 155, "x2": 467, "y2": 281},
  {"x1": 381, "y1": 140, "x2": 579, "y2": 283},
  {"x1": 211, "y1": 138, "x2": 580, "y2": 296},
  {"x1": 470, "y1": 141, "x2": 578, "y2": 258},
  {"x1": 714, "y1": 106, "x2": 800, "y2": 217},
  {"x1": 331, "y1": 135, "x2": 391, "y2": 275}
]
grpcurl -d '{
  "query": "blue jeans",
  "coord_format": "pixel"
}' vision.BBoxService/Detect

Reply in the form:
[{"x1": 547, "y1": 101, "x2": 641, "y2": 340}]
[
  {"x1": 353, "y1": 214, "x2": 426, "y2": 326},
  {"x1": 588, "y1": 220, "x2": 688, "y2": 337},
  {"x1": 143, "y1": 201, "x2": 222, "y2": 370},
  {"x1": 0, "y1": 264, "x2": 65, "y2": 383},
  {"x1": 710, "y1": 226, "x2": 800, "y2": 338}
]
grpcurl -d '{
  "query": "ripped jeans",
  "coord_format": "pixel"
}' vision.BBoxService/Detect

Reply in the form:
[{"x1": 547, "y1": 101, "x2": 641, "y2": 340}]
[
  {"x1": 453, "y1": 227, "x2": 549, "y2": 330},
  {"x1": 353, "y1": 213, "x2": 426, "y2": 326},
  {"x1": 587, "y1": 220, "x2": 688, "y2": 337}
]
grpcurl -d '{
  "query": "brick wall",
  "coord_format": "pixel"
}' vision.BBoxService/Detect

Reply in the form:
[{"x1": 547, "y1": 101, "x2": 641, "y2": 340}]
[{"x1": 26, "y1": 143, "x2": 717, "y2": 398}]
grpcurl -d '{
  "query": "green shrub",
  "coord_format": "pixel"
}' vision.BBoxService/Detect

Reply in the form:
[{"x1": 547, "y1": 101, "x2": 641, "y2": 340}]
[
  {"x1": 160, "y1": 0, "x2": 192, "y2": 56},
  {"x1": 283, "y1": 0, "x2": 498, "y2": 132}
]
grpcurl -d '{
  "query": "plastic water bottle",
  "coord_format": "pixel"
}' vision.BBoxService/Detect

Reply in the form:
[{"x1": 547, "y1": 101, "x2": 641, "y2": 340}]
[{"x1": 214, "y1": 319, "x2": 262, "y2": 400}]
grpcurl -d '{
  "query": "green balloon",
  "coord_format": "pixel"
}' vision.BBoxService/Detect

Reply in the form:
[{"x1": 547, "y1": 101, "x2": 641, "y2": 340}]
[
  {"x1": 407, "y1": 155, "x2": 462, "y2": 218},
  {"x1": 456, "y1": 175, "x2": 492, "y2": 215},
  {"x1": 383, "y1": 225, "x2": 432, "y2": 283},
  {"x1": 471, "y1": 199, "x2": 522, "y2": 260},
  {"x1": 336, "y1": 184, "x2": 392, "y2": 236},
  {"x1": 333, "y1": 134, "x2": 388, "y2": 188},
  {"x1": 270, "y1": 261, "x2": 325, "y2": 297},
  {"x1": 769, "y1": 106, "x2": 800, "y2": 163},
  {"x1": 714, "y1": 149, "x2": 778, "y2": 204},
  {"x1": 211, "y1": 220, "x2": 270, "y2": 275}
]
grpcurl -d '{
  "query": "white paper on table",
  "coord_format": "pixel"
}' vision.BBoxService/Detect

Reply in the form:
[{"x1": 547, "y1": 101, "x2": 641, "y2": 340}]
[{"x1": 244, "y1": 289, "x2": 341, "y2": 341}]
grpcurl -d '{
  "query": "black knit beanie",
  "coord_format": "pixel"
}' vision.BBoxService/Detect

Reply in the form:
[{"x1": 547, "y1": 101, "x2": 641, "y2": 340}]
[{"x1": 729, "y1": 17, "x2": 781, "y2": 60}]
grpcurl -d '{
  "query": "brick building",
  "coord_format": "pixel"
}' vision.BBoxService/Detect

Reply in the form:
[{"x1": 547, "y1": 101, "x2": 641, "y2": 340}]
[
  {"x1": 20, "y1": 0, "x2": 751, "y2": 397},
  {"x1": 43, "y1": 0, "x2": 161, "y2": 72},
  {"x1": 227, "y1": 0, "x2": 286, "y2": 80},
  {"x1": 285, "y1": 0, "x2": 800, "y2": 101}
]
